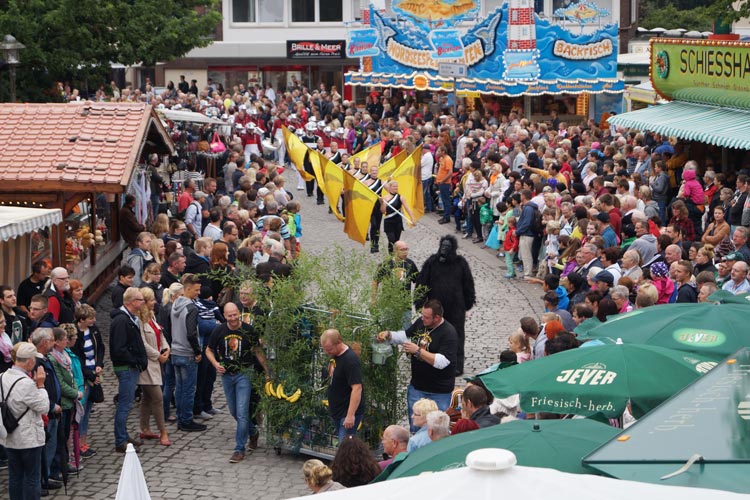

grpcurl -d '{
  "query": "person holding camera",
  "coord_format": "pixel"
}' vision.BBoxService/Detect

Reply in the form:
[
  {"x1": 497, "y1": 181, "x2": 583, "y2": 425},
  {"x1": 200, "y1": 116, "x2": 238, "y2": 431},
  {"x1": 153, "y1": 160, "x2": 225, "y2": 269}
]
[{"x1": 0, "y1": 342, "x2": 50, "y2": 500}]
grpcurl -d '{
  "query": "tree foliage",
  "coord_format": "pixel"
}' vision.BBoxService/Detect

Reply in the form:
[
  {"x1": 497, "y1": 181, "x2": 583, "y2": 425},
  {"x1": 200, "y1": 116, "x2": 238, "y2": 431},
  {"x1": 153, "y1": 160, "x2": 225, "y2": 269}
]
[
  {"x1": 231, "y1": 247, "x2": 421, "y2": 454},
  {"x1": 0, "y1": 0, "x2": 221, "y2": 101},
  {"x1": 640, "y1": 0, "x2": 749, "y2": 31},
  {"x1": 639, "y1": 0, "x2": 713, "y2": 30}
]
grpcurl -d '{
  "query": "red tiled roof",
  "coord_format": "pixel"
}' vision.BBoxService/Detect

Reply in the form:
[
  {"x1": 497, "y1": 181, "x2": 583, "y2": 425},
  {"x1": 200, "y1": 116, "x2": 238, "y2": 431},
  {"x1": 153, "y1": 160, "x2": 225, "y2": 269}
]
[{"x1": 0, "y1": 102, "x2": 173, "y2": 193}]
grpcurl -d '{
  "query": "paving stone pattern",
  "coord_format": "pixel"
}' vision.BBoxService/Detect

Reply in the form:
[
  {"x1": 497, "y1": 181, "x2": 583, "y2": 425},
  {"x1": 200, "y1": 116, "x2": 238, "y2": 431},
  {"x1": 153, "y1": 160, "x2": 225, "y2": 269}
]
[{"x1": 0, "y1": 171, "x2": 543, "y2": 499}]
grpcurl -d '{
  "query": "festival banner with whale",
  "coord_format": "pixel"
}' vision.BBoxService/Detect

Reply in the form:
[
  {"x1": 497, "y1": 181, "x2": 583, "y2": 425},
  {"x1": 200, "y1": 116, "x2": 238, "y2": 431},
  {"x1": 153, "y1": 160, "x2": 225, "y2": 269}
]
[{"x1": 345, "y1": 0, "x2": 624, "y2": 97}]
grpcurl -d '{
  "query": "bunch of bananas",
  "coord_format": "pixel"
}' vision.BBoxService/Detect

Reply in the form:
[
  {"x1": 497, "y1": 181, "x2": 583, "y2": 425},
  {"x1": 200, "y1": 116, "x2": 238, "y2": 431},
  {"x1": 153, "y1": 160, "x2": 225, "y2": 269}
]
[{"x1": 264, "y1": 381, "x2": 302, "y2": 403}]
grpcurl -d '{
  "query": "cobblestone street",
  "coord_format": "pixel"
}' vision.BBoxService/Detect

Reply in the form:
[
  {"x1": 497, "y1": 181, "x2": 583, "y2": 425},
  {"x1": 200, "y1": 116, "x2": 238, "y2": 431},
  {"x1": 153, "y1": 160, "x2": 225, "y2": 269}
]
[{"x1": 1, "y1": 172, "x2": 543, "y2": 499}]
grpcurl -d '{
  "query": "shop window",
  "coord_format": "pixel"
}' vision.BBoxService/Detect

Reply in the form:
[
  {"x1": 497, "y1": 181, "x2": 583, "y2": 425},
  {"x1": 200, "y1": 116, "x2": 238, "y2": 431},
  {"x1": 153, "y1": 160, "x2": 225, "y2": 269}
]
[
  {"x1": 64, "y1": 201, "x2": 95, "y2": 279},
  {"x1": 320, "y1": 0, "x2": 343, "y2": 21}
]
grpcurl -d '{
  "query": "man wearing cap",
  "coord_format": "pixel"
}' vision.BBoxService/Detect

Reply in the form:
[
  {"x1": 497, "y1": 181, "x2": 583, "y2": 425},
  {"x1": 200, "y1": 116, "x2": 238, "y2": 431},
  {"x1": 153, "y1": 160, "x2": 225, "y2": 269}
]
[
  {"x1": 185, "y1": 190, "x2": 206, "y2": 237},
  {"x1": 593, "y1": 270, "x2": 614, "y2": 297},
  {"x1": 1, "y1": 342, "x2": 49, "y2": 500},
  {"x1": 596, "y1": 212, "x2": 618, "y2": 248},
  {"x1": 722, "y1": 260, "x2": 750, "y2": 295}
]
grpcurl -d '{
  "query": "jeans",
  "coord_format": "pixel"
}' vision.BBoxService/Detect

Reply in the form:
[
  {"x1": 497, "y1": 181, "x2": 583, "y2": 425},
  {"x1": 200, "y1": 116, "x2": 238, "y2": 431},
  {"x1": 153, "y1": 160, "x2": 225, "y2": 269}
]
[
  {"x1": 194, "y1": 323, "x2": 218, "y2": 414},
  {"x1": 172, "y1": 354, "x2": 199, "y2": 426},
  {"x1": 332, "y1": 414, "x2": 363, "y2": 443},
  {"x1": 7, "y1": 446, "x2": 42, "y2": 500},
  {"x1": 42, "y1": 416, "x2": 58, "y2": 482},
  {"x1": 114, "y1": 368, "x2": 140, "y2": 447},
  {"x1": 438, "y1": 184, "x2": 452, "y2": 220},
  {"x1": 657, "y1": 199, "x2": 667, "y2": 226},
  {"x1": 464, "y1": 205, "x2": 474, "y2": 236},
  {"x1": 79, "y1": 384, "x2": 95, "y2": 436},
  {"x1": 151, "y1": 192, "x2": 161, "y2": 220},
  {"x1": 422, "y1": 178, "x2": 434, "y2": 212},
  {"x1": 406, "y1": 384, "x2": 452, "y2": 432},
  {"x1": 162, "y1": 358, "x2": 176, "y2": 420},
  {"x1": 222, "y1": 372, "x2": 254, "y2": 453}
]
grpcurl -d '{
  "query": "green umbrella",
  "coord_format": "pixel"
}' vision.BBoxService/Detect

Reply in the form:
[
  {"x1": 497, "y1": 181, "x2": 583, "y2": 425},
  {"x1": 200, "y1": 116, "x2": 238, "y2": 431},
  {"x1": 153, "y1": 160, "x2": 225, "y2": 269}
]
[
  {"x1": 478, "y1": 344, "x2": 717, "y2": 419},
  {"x1": 707, "y1": 289, "x2": 750, "y2": 305},
  {"x1": 380, "y1": 419, "x2": 621, "y2": 481},
  {"x1": 574, "y1": 303, "x2": 750, "y2": 358}
]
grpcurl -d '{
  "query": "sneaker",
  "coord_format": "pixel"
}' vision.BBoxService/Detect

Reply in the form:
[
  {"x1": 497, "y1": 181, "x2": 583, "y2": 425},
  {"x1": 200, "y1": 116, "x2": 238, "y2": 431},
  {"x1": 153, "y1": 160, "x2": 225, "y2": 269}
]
[
  {"x1": 207, "y1": 408, "x2": 224, "y2": 415},
  {"x1": 43, "y1": 481, "x2": 62, "y2": 490},
  {"x1": 229, "y1": 451, "x2": 245, "y2": 463},
  {"x1": 462, "y1": 233, "x2": 472, "y2": 239},
  {"x1": 81, "y1": 448, "x2": 97, "y2": 459},
  {"x1": 178, "y1": 420, "x2": 208, "y2": 432},
  {"x1": 0, "y1": 459, "x2": 7, "y2": 470},
  {"x1": 504, "y1": 274, "x2": 515, "y2": 279},
  {"x1": 195, "y1": 411, "x2": 213, "y2": 420}
]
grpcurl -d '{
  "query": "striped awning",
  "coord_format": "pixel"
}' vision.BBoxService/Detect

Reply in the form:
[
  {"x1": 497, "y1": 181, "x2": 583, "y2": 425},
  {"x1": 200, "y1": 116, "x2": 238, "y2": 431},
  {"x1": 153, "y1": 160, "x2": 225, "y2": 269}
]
[
  {"x1": 609, "y1": 101, "x2": 750, "y2": 150},
  {"x1": 0, "y1": 206, "x2": 63, "y2": 242}
]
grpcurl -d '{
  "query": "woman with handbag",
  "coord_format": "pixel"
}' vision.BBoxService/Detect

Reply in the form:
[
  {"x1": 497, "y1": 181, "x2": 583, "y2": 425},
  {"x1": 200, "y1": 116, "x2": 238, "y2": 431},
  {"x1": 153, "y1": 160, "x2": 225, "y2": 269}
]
[
  {"x1": 137, "y1": 287, "x2": 171, "y2": 447},
  {"x1": 72, "y1": 304, "x2": 104, "y2": 459}
]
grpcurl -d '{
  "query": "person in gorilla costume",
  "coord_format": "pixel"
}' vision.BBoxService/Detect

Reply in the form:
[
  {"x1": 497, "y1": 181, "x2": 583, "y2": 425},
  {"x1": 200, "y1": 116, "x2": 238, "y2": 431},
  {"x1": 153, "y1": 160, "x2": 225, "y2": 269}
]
[{"x1": 415, "y1": 235, "x2": 476, "y2": 375}]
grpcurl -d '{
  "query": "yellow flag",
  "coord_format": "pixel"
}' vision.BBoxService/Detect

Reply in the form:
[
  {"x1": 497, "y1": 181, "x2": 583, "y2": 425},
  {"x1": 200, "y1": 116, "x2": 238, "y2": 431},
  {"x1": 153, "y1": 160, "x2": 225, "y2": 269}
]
[
  {"x1": 307, "y1": 149, "x2": 326, "y2": 194},
  {"x1": 377, "y1": 149, "x2": 408, "y2": 180},
  {"x1": 318, "y1": 153, "x2": 344, "y2": 221},
  {"x1": 282, "y1": 126, "x2": 314, "y2": 182},
  {"x1": 389, "y1": 145, "x2": 424, "y2": 224},
  {"x1": 342, "y1": 169, "x2": 380, "y2": 245},
  {"x1": 351, "y1": 142, "x2": 382, "y2": 169}
]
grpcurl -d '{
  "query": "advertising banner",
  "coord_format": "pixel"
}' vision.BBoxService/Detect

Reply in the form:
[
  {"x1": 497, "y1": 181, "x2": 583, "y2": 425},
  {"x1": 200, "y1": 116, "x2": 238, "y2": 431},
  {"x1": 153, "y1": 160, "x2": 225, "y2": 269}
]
[
  {"x1": 287, "y1": 40, "x2": 345, "y2": 59},
  {"x1": 650, "y1": 38, "x2": 750, "y2": 110}
]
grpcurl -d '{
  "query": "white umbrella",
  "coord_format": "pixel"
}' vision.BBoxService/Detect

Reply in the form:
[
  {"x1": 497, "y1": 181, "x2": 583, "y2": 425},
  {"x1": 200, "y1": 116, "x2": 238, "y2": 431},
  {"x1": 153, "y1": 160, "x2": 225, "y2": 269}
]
[
  {"x1": 292, "y1": 449, "x2": 746, "y2": 500},
  {"x1": 115, "y1": 443, "x2": 151, "y2": 500}
]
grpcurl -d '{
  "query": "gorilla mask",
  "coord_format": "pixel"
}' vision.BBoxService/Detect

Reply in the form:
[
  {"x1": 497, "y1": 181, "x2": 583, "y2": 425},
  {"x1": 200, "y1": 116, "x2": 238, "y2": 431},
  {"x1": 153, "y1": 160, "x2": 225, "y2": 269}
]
[{"x1": 438, "y1": 235, "x2": 458, "y2": 264}]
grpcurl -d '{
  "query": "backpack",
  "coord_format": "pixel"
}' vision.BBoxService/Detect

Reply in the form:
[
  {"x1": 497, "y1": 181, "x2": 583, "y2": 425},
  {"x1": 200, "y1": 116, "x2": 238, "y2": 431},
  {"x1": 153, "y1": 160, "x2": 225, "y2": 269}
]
[
  {"x1": 531, "y1": 206, "x2": 543, "y2": 236},
  {"x1": 0, "y1": 373, "x2": 30, "y2": 434}
]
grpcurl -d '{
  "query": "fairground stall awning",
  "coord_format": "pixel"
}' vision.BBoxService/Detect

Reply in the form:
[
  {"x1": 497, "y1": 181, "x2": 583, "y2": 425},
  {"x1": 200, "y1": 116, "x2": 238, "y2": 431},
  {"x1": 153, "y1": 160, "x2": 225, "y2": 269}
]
[
  {"x1": 0, "y1": 207, "x2": 63, "y2": 242},
  {"x1": 608, "y1": 101, "x2": 750, "y2": 150},
  {"x1": 345, "y1": 3, "x2": 624, "y2": 97}
]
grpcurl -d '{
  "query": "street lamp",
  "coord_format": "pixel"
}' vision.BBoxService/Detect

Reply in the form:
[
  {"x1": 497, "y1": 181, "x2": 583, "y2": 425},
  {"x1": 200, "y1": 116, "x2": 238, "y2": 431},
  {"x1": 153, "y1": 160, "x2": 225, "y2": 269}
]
[{"x1": 1, "y1": 34, "x2": 25, "y2": 102}]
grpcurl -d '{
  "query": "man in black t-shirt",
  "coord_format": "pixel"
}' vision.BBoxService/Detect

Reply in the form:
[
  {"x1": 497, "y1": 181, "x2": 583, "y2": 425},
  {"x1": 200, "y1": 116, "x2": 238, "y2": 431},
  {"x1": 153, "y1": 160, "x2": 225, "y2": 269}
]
[
  {"x1": 321, "y1": 329, "x2": 364, "y2": 443},
  {"x1": 16, "y1": 260, "x2": 50, "y2": 315},
  {"x1": 206, "y1": 303, "x2": 267, "y2": 464},
  {"x1": 377, "y1": 299, "x2": 457, "y2": 431}
]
